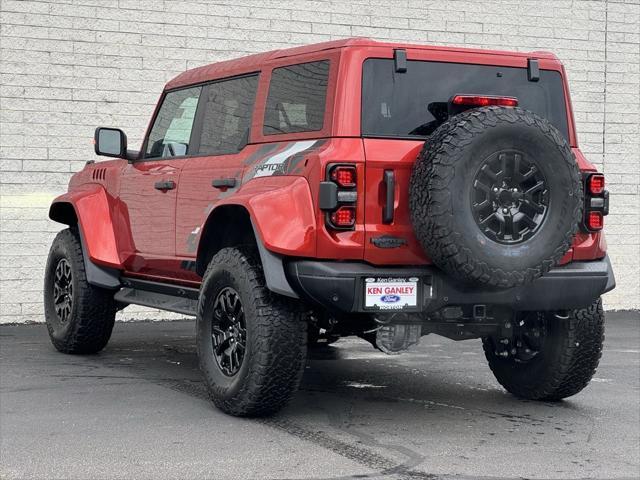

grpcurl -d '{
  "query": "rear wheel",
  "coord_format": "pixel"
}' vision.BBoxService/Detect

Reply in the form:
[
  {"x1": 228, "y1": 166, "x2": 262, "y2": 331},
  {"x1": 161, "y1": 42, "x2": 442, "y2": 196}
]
[
  {"x1": 197, "y1": 247, "x2": 307, "y2": 416},
  {"x1": 44, "y1": 228, "x2": 116, "y2": 354},
  {"x1": 483, "y1": 299, "x2": 605, "y2": 400}
]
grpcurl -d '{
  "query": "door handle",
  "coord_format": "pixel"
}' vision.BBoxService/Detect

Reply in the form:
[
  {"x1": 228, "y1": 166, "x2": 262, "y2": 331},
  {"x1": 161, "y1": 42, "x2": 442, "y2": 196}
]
[
  {"x1": 383, "y1": 170, "x2": 395, "y2": 224},
  {"x1": 154, "y1": 180, "x2": 176, "y2": 191},
  {"x1": 212, "y1": 178, "x2": 237, "y2": 189}
]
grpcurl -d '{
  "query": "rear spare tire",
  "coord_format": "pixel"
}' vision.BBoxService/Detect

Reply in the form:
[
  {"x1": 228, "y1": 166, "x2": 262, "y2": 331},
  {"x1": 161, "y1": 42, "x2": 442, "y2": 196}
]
[{"x1": 410, "y1": 106, "x2": 582, "y2": 288}]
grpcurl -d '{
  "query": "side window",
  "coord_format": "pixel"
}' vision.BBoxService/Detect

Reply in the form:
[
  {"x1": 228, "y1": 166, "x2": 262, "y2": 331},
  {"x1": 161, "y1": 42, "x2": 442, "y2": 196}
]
[
  {"x1": 198, "y1": 75, "x2": 259, "y2": 156},
  {"x1": 145, "y1": 86, "x2": 201, "y2": 159},
  {"x1": 263, "y1": 60, "x2": 329, "y2": 135}
]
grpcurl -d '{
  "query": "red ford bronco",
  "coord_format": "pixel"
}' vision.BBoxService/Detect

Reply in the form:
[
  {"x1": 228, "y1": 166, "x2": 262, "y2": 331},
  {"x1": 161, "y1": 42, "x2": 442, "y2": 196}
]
[{"x1": 45, "y1": 38, "x2": 615, "y2": 416}]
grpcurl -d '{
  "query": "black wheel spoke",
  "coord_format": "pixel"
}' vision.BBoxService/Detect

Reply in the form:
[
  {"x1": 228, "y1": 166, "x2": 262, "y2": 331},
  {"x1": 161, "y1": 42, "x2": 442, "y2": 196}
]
[
  {"x1": 501, "y1": 214, "x2": 517, "y2": 239},
  {"x1": 521, "y1": 165, "x2": 537, "y2": 181},
  {"x1": 471, "y1": 150, "x2": 547, "y2": 245},
  {"x1": 525, "y1": 181, "x2": 544, "y2": 196},
  {"x1": 523, "y1": 198, "x2": 545, "y2": 214},
  {"x1": 473, "y1": 199, "x2": 490, "y2": 211},
  {"x1": 480, "y1": 164, "x2": 498, "y2": 181},
  {"x1": 473, "y1": 179, "x2": 491, "y2": 193},
  {"x1": 478, "y1": 212, "x2": 496, "y2": 226}
]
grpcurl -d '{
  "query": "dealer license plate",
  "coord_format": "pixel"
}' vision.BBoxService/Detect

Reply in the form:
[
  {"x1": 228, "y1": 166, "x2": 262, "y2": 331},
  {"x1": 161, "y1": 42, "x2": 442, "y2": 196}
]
[{"x1": 364, "y1": 277, "x2": 419, "y2": 310}]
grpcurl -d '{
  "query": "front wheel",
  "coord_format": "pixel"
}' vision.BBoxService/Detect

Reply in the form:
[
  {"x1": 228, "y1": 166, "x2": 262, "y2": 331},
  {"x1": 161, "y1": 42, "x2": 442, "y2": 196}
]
[
  {"x1": 483, "y1": 299, "x2": 605, "y2": 400},
  {"x1": 197, "y1": 247, "x2": 307, "y2": 416},
  {"x1": 44, "y1": 228, "x2": 116, "y2": 354}
]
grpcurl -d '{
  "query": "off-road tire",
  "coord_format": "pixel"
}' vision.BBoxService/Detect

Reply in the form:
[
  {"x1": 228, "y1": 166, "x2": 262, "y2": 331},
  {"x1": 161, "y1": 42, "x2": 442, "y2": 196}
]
[
  {"x1": 410, "y1": 106, "x2": 583, "y2": 288},
  {"x1": 197, "y1": 247, "x2": 307, "y2": 416},
  {"x1": 44, "y1": 228, "x2": 116, "y2": 354},
  {"x1": 482, "y1": 298, "x2": 605, "y2": 400}
]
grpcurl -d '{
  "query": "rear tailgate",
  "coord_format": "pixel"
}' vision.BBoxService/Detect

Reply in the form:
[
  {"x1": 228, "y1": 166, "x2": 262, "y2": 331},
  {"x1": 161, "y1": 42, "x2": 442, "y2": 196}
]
[
  {"x1": 361, "y1": 56, "x2": 571, "y2": 267},
  {"x1": 362, "y1": 138, "x2": 430, "y2": 265}
]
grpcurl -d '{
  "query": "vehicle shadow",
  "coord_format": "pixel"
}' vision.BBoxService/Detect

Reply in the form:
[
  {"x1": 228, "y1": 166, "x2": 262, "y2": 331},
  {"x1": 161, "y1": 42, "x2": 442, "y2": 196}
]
[
  {"x1": 17, "y1": 319, "x2": 631, "y2": 480},
  {"x1": 87, "y1": 322, "x2": 602, "y2": 479}
]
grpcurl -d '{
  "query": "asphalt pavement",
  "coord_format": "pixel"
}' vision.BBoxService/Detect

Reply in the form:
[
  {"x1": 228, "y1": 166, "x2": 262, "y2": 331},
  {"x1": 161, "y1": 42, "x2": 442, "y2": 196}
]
[{"x1": 1, "y1": 311, "x2": 639, "y2": 480}]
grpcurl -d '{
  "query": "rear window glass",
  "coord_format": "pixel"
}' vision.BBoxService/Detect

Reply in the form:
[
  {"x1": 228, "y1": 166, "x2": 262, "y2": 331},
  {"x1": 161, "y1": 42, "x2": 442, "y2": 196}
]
[
  {"x1": 362, "y1": 59, "x2": 569, "y2": 140},
  {"x1": 263, "y1": 60, "x2": 329, "y2": 135}
]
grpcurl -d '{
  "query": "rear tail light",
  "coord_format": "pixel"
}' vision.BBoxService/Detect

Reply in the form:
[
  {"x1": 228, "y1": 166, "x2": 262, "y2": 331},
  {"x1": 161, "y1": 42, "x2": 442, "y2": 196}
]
[
  {"x1": 319, "y1": 164, "x2": 358, "y2": 230},
  {"x1": 451, "y1": 95, "x2": 518, "y2": 107},
  {"x1": 583, "y1": 173, "x2": 608, "y2": 232},
  {"x1": 331, "y1": 206, "x2": 356, "y2": 227},
  {"x1": 588, "y1": 174, "x2": 605, "y2": 195},
  {"x1": 330, "y1": 166, "x2": 356, "y2": 188},
  {"x1": 587, "y1": 211, "x2": 603, "y2": 230}
]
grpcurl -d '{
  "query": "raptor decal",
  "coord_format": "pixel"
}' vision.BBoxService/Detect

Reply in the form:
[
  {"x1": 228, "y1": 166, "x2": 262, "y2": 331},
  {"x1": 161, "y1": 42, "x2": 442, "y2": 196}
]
[{"x1": 244, "y1": 140, "x2": 327, "y2": 180}]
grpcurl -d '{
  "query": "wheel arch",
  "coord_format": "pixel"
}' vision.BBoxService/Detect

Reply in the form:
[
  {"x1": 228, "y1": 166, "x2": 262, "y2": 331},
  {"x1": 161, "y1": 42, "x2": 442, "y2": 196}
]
[
  {"x1": 49, "y1": 188, "x2": 121, "y2": 289},
  {"x1": 195, "y1": 205, "x2": 256, "y2": 277},
  {"x1": 49, "y1": 201, "x2": 78, "y2": 226},
  {"x1": 195, "y1": 204, "x2": 299, "y2": 298}
]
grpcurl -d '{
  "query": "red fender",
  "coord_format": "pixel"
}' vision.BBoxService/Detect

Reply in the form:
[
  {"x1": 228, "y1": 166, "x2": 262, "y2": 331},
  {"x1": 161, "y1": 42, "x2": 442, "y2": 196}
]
[
  {"x1": 216, "y1": 176, "x2": 316, "y2": 257},
  {"x1": 49, "y1": 185, "x2": 122, "y2": 268}
]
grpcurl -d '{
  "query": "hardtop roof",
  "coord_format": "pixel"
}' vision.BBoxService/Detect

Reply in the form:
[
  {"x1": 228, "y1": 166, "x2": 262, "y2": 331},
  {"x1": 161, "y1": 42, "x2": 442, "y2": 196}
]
[{"x1": 165, "y1": 37, "x2": 559, "y2": 90}]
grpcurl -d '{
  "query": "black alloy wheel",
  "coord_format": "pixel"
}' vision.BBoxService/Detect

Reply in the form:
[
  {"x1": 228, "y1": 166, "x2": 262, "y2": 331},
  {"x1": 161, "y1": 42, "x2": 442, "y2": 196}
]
[
  {"x1": 211, "y1": 287, "x2": 246, "y2": 376},
  {"x1": 53, "y1": 258, "x2": 74, "y2": 323},
  {"x1": 472, "y1": 150, "x2": 549, "y2": 244}
]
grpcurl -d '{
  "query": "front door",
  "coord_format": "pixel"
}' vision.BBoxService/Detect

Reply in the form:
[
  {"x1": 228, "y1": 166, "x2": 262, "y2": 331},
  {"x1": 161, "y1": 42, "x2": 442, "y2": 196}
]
[{"x1": 119, "y1": 85, "x2": 202, "y2": 277}]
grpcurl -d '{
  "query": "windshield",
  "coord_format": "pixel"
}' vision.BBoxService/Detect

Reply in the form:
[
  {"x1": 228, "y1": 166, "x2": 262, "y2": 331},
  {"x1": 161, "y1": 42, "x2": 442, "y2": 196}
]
[{"x1": 361, "y1": 59, "x2": 569, "y2": 140}]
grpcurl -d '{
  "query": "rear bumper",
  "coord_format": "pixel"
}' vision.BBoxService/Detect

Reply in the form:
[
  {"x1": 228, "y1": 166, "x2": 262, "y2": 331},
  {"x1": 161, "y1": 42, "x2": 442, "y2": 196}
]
[{"x1": 285, "y1": 255, "x2": 615, "y2": 313}]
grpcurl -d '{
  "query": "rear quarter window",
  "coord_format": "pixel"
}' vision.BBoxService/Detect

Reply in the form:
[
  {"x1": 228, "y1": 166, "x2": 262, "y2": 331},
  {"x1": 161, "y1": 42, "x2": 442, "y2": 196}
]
[
  {"x1": 263, "y1": 60, "x2": 330, "y2": 135},
  {"x1": 361, "y1": 59, "x2": 569, "y2": 141},
  {"x1": 198, "y1": 74, "x2": 259, "y2": 156}
]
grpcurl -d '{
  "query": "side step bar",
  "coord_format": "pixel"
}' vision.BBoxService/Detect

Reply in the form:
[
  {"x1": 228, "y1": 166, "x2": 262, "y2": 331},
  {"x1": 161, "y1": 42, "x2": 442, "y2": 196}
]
[{"x1": 114, "y1": 277, "x2": 199, "y2": 316}]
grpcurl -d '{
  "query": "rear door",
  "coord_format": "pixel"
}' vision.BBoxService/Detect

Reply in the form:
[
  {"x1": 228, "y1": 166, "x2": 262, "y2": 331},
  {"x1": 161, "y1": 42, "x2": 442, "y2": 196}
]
[
  {"x1": 119, "y1": 86, "x2": 201, "y2": 276},
  {"x1": 175, "y1": 74, "x2": 260, "y2": 277}
]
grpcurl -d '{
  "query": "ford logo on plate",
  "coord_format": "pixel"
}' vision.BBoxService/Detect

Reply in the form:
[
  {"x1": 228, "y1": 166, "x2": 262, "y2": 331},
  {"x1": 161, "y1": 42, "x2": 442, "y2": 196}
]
[{"x1": 380, "y1": 295, "x2": 400, "y2": 303}]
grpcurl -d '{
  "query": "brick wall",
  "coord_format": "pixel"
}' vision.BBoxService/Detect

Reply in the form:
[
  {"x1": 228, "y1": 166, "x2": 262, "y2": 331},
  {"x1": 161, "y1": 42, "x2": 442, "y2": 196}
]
[{"x1": 1, "y1": 0, "x2": 638, "y2": 323}]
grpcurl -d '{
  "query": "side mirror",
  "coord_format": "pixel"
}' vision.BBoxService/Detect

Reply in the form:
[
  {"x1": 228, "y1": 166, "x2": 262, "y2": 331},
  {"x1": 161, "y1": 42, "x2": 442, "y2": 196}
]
[{"x1": 94, "y1": 127, "x2": 127, "y2": 158}]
